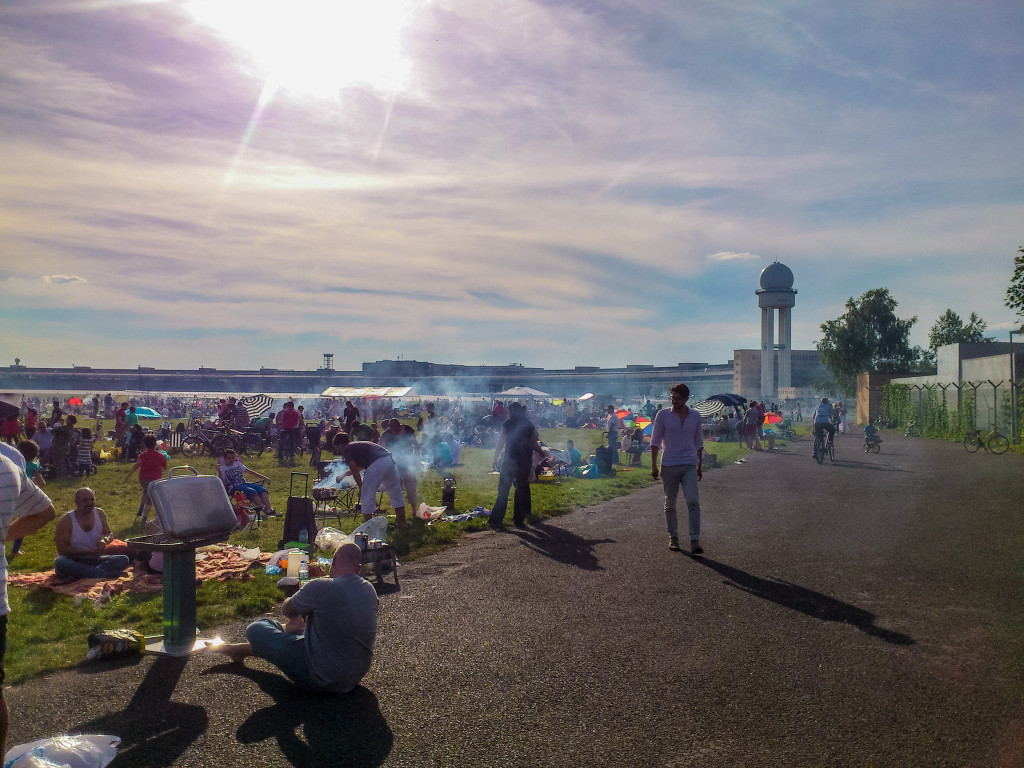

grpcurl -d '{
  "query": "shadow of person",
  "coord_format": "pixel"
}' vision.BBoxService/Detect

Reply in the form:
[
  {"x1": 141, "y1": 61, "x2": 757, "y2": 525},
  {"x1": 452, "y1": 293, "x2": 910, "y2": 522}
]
[
  {"x1": 692, "y1": 557, "x2": 915, "y2": 646},
  {"x1": 72, "y1": 656, "x2": 208, "y2": 767},
  {"x1": 204, "y1": 662, "x2": 392, "y2": 768},
  {"x1": 512, "y1": 521, "x2": 615, "y2": 571}
]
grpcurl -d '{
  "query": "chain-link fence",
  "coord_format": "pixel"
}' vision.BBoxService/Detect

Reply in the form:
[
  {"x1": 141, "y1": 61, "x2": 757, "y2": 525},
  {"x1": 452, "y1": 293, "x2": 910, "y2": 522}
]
[{"x1": 878, "y1": 380, "x2": 1023, "y2": 445}]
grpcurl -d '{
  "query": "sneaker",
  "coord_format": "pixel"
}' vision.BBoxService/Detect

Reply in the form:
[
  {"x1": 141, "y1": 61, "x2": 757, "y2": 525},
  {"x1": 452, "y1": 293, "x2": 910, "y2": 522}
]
[
  {"x1": 690, "y1": 541, "x2": 704, "y2": 556},
  {"x1": 669, "y1": 536, "x2": 681, "y2": 551}
]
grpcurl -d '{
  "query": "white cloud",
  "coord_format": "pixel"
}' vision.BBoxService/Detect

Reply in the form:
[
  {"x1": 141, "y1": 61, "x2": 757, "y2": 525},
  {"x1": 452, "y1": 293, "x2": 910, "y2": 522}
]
[{"x1": 42, "y1": 275, "x2": 87, "y2": 285}]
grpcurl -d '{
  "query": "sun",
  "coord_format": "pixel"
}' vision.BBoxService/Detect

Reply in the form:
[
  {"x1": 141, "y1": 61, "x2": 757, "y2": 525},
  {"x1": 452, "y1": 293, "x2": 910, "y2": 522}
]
[{"x1": 186, "y1": 0, "x2": 422, "y2": 98}]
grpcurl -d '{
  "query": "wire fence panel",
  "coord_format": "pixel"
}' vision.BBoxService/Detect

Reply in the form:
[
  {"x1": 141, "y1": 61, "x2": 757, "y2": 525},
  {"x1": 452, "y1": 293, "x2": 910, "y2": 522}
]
[{"x1": 878, "y1": 380, "x2": 1023, "y2": 444}]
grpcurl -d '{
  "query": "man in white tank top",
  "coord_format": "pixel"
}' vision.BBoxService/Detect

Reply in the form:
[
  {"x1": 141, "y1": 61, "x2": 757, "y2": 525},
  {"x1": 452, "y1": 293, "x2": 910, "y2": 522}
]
[{"x1": 53, "y1": 488, "x2": 129, "y2": 581}]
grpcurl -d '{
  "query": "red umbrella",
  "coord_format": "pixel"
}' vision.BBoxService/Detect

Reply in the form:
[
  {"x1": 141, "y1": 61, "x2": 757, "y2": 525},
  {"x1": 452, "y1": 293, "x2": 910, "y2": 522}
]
[{"x1": 68, "y1": 397, "x2": 83, "y2": 406}]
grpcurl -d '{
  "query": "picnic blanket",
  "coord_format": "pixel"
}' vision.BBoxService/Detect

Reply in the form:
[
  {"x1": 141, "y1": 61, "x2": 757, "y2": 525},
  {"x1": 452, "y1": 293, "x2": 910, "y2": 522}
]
[{"x1": 7, "y1": 547, "x2": 272, "y2": 603}]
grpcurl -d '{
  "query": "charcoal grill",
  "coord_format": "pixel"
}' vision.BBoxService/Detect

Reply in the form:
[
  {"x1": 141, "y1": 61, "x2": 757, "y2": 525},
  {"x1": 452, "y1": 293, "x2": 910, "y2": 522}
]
[{"x1": 127, "y1": 466, "x2": 239, "y2": 655}]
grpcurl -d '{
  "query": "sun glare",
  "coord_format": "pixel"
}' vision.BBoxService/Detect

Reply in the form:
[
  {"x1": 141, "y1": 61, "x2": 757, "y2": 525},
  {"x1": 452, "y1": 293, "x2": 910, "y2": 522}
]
[{"x1": 187, "y1": 0, "x2": 421, "y2": 97}]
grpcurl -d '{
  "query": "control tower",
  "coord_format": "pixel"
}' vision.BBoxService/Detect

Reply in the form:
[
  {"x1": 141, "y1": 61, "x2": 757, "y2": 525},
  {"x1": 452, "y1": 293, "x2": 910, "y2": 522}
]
[{"x1": 755, "y1": 262, "x2": 797, "y2": 400}]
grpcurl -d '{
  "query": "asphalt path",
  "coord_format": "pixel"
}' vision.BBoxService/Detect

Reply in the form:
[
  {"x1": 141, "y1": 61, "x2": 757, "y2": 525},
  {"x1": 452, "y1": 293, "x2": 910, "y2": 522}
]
[{"x1": 7, "y1": 431, "x2": 1024, "y2": 767}]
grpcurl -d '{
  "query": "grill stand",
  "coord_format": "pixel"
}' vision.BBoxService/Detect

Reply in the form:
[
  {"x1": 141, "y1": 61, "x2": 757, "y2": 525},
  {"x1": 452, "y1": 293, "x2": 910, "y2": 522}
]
[{"x1": 129, "y1": 531, "x2": 233, "y2": 656}]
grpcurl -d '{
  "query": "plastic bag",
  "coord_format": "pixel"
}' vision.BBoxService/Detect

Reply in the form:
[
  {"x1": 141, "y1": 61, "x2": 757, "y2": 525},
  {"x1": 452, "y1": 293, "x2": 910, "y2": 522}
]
[
  {"x1": 414, "y1": 503, "x2": 446, "y2": 521},
  {"x1": 4, "y1": 734, "x2": 120, "y2": 768},
  {"x1": 314, "y1": 527, "x2": 348, "y2": 553},
  {"x1": 85, "y1": 629, "x2": 143, "y2": 661}
]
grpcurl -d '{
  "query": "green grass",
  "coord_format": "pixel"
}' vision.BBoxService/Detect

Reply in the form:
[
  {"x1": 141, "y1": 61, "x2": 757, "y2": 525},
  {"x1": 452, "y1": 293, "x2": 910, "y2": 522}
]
[{"x1": 4, "y1": 418, "x2": 775, "y2": 682}]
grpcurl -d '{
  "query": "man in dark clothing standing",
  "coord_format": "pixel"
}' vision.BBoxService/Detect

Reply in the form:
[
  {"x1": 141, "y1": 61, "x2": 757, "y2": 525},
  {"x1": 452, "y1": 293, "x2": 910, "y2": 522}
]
[{"x1": 489, "y1": 402, "x2": 546, "y2": 529}]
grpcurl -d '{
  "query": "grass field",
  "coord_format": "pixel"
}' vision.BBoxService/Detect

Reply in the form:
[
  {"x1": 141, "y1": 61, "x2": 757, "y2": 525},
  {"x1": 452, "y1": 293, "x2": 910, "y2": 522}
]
[{"x1": 5, "y1": 418, "x2": 773, "y2": 681}]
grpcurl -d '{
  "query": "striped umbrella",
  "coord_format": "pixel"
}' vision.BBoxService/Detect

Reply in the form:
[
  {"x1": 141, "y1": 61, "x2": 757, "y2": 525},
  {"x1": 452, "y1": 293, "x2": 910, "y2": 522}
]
[
  {"x1": 238, "y1": 394, "x2": 274, "y2": 419},
  {"x1": 692, "y1": 399, "x2": 726, "y2": 417}
]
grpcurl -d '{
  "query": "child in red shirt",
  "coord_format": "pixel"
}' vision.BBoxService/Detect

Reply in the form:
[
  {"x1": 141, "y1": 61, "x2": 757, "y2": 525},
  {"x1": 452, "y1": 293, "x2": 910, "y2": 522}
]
[{"x1": 125, "y1": 434, "x2": 168, "y2": 523}]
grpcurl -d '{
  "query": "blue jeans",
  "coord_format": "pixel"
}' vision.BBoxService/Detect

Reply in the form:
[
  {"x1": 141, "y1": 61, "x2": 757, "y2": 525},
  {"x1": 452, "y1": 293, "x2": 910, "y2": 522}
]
[
  {"x1": 661, "y1": 464, "x2": 701, "y2": 540},
  {"x1": 54, "y1": 555, "x2": 130, "y2": 580},
  {"x1": 246, "y1": 619, "x2": 320, "y2": 691}
]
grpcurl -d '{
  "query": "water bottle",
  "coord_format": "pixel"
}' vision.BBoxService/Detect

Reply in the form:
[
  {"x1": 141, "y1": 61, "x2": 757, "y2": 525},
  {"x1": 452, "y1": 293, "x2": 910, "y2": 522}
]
[{"x1": 299, "y1": 526, "x2": 308, "y2": 545}]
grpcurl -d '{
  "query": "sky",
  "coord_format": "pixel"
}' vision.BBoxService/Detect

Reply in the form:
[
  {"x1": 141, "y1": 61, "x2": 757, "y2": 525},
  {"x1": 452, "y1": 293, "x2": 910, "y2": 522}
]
[{"x1": 1, "y1": 0, "x2": 1022, "y2": 373}]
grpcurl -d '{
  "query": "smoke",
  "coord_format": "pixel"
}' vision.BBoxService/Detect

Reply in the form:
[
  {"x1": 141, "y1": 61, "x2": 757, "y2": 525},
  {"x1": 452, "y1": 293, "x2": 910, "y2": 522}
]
[{"x1": 313, "y1": 459, "x2": 356, "y2": 489}]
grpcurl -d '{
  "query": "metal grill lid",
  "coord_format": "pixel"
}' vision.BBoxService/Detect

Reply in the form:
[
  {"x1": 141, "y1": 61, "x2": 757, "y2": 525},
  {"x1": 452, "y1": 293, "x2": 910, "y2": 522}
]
[{"x1": 149, "y1": 474, "x2": 237, "y2": 540}]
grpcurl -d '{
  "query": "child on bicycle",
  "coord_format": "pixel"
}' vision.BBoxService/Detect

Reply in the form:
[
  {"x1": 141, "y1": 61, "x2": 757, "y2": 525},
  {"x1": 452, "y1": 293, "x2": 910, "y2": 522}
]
[{"x1": 863, "y1": 423, "x2": 882, "y2": 449}]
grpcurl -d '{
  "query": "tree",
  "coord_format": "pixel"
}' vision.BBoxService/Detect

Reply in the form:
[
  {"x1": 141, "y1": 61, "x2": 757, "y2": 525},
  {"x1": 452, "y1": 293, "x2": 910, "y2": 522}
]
[
  {"x1": 817, "y1": 288, "x2": 918, "y2": 395},
  {"x1": 1006, "y1": 246, "x2": 1024, "y2": 327},
  {"x1": 920, "y1": 309, "x2": 993, "y2": 370}
]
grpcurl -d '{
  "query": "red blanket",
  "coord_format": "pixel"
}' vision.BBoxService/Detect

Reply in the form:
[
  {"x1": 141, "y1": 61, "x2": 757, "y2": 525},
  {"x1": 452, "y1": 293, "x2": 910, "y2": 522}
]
[{"x1": 8, "y1": 548, "x2": 271, "y2": 602}]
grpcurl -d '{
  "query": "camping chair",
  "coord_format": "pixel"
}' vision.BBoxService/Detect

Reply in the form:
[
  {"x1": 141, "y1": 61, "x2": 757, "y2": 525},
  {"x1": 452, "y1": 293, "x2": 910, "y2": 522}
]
[{"x1": 232, "y1": 491, "x2": 263, "y2": 533}]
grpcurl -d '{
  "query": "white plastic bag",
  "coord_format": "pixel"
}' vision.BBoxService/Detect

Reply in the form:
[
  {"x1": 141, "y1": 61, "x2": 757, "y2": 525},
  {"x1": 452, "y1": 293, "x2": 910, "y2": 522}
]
[
  {"x1": 352, "y1": 515, "x2": 388, "y2": 542},
  {"x1": 313, "y1": 527, "x2": 348, "y2": 553},
  {"x1": 415, "y1": 503, "x2": 446, "y2": 521},
  {"x1": 5, "y1": 734, "x2": 120, "y2": 768}
]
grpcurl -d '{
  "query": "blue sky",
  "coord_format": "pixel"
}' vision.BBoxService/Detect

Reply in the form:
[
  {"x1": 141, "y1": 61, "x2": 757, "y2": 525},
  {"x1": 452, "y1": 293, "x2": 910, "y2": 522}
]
[{"x1": 1, "y1": 0, "x2": 1021, "y2": 371}]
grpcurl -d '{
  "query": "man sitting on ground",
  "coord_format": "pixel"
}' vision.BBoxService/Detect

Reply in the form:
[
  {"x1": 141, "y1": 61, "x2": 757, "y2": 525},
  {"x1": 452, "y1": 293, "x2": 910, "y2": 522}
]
[
  {"x1": 215, "y1": 543, "x2": 378, "y2": 694},
  {"x1": 54, "y1": 487, "x2": 130, "y2": 580}
]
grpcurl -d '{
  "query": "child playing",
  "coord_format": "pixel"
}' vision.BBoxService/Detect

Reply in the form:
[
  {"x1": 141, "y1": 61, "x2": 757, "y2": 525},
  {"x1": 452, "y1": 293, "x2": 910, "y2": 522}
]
[
  {"x1": 125, "y1": 434, "x2": 168, "y2": 523},
  {"x1": 76, "y1": 427, "x2": 96, "y2": 477}
]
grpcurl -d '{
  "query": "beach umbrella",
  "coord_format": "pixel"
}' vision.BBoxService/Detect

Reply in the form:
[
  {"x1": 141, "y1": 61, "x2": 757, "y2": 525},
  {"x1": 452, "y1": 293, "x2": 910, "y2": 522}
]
[
  {"x1": 68, "y1": 397, "x2": 83, "y2": 406},
  {"x1": 579, "y1": 393, "x2": 594, "y2": 401},
  {"x1": 635, "y1": 417, "x2": 652, "y2": 429},
  {"x1": 692, "y1": 399, "x2": 726, "y2": 417},
  {"x1": 238, "y1": 394, "x2": 274, "y2": 419},
  {"x1": 642, "y1": 422, "x2": 654, "y2": 435}
]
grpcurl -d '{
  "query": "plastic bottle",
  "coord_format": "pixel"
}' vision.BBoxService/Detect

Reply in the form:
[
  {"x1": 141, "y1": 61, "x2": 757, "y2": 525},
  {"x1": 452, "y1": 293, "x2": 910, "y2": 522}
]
[{"x1": 299, "y1": 526, "x2": 308, "y2": 545}]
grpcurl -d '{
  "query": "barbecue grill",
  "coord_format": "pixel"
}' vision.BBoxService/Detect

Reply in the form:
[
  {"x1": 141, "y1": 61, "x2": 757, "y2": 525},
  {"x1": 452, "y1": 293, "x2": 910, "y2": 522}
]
[
  {"x1": 313, "y1": 461, "x2": 359, "y2": 524},
  {"x1": 127, "y1": 466, "x2": 239, "y2": 655}
]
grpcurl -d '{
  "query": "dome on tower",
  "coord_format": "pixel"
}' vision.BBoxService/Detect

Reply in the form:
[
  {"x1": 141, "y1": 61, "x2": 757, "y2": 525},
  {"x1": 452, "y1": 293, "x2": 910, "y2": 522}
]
[{"x1": 759, "y1": 262, "x2": 794, "y2": 291}]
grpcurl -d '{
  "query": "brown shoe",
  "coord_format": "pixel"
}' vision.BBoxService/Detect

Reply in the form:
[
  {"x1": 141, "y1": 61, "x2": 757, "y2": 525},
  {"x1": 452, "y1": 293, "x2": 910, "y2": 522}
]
[{"x1": 669, "y1": 536, "x2": 681, "y2": 551}]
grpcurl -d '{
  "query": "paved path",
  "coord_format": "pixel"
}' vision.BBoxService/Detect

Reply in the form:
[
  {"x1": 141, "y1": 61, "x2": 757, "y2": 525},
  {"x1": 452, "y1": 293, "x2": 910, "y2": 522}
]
[{"x1": 7, "y1": 432, "x2": 1024, "y2": 767}]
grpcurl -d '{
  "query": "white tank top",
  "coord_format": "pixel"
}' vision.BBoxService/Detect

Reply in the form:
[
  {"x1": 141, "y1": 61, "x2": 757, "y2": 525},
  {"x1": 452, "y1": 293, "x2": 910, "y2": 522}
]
[{"x1": 69, "y1": 510, "x2": 102, "y2": 551}]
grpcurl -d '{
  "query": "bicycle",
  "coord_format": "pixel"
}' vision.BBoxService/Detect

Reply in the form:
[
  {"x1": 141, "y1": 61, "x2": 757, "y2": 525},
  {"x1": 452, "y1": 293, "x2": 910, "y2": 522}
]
[
  {"x1": 180, "y1": 422, "x2": 240, "y2": 458},
  {"x1": 963, "y1": 426, "x2": 1009, "y2": 455},
  {"x1": 904, "y1": 421, "x2": 921, "y2": 437},
  {"x1": 812, "y1": 426, "x2": 835, "y2": 464}
]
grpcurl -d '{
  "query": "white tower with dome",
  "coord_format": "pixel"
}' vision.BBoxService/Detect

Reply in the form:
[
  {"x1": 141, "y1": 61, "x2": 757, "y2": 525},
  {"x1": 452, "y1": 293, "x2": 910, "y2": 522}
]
[{"x1": 755, "y1": 262, "x2": 797, "y2": 400}]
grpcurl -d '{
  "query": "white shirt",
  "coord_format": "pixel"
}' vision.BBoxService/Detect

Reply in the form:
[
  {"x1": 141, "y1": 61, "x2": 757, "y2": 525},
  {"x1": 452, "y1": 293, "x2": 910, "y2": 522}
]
[
  {"x1": 605, "y1": 413, "x2": 621, "y2": 434},
  {"x1": 1, "y1": 455, "x2": 53, "y2": 614},
  {"x1": 0, "y1": 441, "x2": 25, "y2": 470}
]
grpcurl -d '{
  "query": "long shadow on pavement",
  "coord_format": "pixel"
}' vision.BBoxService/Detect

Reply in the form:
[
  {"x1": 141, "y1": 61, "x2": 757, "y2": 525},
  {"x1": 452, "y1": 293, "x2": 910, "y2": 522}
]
[
  {"x1": 512, "y1": 521, "x2": 615, "y2": 571},
  {"x1": 203, "y1": 662, "x2": 393, "y2": 768},
  {"x1": 73, "y1": 656, "x2": 207, "y2": 767},
  {"x1": 690, "y1": 556, "x2": 915, "y2": 646}
]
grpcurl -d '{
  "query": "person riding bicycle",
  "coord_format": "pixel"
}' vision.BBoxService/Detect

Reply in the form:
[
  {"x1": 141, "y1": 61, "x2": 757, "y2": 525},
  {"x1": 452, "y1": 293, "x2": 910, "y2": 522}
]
[
  {"x1": 863, "y1": 423, "x2": 882, "y2": 448},
  {"x1": 812, "y1": 397, "x2": 837, "y2": 456}
]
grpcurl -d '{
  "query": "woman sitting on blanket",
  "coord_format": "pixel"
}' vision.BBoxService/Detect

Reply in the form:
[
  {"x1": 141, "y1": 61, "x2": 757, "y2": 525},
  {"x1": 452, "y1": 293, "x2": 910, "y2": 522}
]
[{"x1": 218, "y1": 449, "x2": 276, "y2": 517}]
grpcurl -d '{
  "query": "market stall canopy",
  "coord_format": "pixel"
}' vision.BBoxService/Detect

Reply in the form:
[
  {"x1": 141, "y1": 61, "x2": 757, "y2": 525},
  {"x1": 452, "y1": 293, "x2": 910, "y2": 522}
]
[
  {"x1": 320, "y1": 386, "x2": 417, "y2": 399},
  {"x1": 496, "y1": 387, "x2": 552, "y2": 398},
  {"x1": 706, "y1": 393, "x2": 747, "y2": 407}
]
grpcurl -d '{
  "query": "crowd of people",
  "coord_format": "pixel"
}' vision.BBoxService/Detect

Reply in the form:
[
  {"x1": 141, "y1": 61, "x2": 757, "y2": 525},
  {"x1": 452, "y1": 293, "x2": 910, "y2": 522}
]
[{"x1": 0, "y1": 383, "x2": 851, "y2": 735}]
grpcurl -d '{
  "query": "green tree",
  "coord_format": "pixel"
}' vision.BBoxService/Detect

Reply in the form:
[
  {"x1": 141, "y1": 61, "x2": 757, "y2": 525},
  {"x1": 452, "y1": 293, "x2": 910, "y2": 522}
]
[
  {"x1": 1006, "y1": 246, "x2": 1024, "y2": 325},
  {"x1": 817, "y1": 288, "x2": 918, "y2": 395},
  {"x1": 920, "y1": 309, "x2": 993, "y2": 370}
]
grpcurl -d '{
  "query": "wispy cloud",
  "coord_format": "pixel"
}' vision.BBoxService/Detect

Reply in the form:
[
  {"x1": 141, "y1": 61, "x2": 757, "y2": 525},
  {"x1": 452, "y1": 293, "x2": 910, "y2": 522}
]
[{"x1": 1, "y1": 0, "x2": 1021, "y2": 370}]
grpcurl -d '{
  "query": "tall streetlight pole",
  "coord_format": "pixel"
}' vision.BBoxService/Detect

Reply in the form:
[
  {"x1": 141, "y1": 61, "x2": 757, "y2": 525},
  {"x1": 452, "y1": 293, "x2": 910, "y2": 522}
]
[{"x1": 1011, "y1": 331, "x2": 1019, "y2": 444}]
